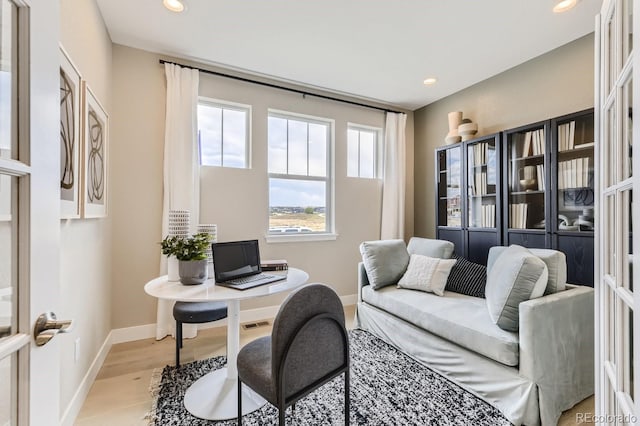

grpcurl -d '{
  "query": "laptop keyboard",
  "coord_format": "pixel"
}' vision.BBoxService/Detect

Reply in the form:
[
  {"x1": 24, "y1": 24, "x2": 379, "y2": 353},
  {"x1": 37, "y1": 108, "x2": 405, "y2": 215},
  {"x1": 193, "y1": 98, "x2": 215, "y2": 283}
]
[{"x1": 227, "y1": 273, "x2": 278, "y2": 285}]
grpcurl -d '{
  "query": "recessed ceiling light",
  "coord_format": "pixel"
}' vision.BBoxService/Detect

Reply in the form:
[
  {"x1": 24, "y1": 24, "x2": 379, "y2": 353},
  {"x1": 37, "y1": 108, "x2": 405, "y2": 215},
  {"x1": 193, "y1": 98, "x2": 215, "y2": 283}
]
[
  {"x1": 163, "y1": 0, "x2": 185, "y2": 12},
  {"x1": 423, "y1": 77, "x2": 437, "y2": 86},
  {"x1": 553, "y1": 0, "x2": 577, "y2": 13}
]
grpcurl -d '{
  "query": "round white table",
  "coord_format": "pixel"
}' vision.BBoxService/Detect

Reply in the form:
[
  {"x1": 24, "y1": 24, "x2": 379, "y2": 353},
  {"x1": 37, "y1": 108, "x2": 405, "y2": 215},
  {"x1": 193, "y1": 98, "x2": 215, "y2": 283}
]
[{"x1": 144, "y1": 268, "x2": 309, "y2": 420}]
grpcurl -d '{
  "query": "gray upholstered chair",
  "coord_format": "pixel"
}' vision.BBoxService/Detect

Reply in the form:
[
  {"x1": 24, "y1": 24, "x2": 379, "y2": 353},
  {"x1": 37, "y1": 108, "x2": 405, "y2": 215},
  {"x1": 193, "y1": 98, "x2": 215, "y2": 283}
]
[
  {"x1": 172, "y1": 301, "x2": 227, "y2": 366},
  {"x1": 237, "y1": 283, "x2": 350, "y2": 425}
]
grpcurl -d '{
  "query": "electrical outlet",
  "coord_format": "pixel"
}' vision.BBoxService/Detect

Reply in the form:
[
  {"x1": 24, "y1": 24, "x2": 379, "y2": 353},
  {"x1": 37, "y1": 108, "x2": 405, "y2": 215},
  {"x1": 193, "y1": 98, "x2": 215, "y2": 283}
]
[{"x1": 74, "y1": 338, "x2": 80, "y2": 362}]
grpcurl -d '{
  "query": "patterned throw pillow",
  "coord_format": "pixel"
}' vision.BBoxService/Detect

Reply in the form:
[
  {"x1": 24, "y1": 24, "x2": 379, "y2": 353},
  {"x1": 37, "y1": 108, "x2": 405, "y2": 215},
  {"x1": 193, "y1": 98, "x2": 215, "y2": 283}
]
[
  {"x1": 445, "y1": 255, "x2": 487, "y2": 298},
  {"x1": 397, "y1": 254, "x2": 457, "y2": 296}
]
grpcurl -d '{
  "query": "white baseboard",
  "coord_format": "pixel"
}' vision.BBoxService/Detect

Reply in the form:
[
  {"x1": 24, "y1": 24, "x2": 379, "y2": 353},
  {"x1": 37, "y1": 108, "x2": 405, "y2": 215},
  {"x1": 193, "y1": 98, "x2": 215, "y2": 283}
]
[
  {"x1": 110, "y1": 323, "x2": 158, "y2": 344},
  {"x1": 60, "y1": 293, "x2": 357, "y2": 425},
  {"x1": 106, "y1": 294, "x2": 357, "y2": 344},
  {"x1": 60, "y1": 331, "x2": 113, "y2": 426}
]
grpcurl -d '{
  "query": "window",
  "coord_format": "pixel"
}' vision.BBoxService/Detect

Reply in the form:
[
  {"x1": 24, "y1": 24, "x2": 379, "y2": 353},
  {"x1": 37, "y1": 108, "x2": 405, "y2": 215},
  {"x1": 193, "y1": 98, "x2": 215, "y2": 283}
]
[
  {"x1": 347, "y1": 125, "x2": 380, "y2": 178},
  {"x1": 197, "y1": 98, "x2": 250, "y2": 168},
  {"x1": 268, "y1": 111, "x2": 333, "y2": 235}
]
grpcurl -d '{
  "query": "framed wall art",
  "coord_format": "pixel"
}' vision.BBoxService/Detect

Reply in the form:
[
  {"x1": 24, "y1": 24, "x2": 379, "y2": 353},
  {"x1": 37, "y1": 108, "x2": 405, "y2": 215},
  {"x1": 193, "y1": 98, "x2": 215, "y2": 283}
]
[
  {"x1": 59, "y1": 45, "x2": 82, "y2": 219},
  {"x1": 82, "y1": 83, "x2": 108, "y2": 218}
]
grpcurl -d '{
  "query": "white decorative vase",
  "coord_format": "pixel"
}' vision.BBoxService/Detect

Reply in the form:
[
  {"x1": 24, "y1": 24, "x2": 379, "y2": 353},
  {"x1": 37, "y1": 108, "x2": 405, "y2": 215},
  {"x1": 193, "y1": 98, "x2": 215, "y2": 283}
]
[
  {"x1": 168, "y1": 256, "x2": 180, "y2": 282},
  {"x1": 197, "y1": 224, "x2": 217, "y2": 277},
  {"x1": 167, "y1": 209, "x2": 190, "y2": 282}
]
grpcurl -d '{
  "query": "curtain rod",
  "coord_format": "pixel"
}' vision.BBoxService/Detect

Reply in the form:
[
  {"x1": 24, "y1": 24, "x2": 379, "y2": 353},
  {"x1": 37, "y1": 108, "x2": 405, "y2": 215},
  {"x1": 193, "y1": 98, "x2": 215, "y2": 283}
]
[{"x1": 159, "y1": 59, "x2": 402, "y2": 115}]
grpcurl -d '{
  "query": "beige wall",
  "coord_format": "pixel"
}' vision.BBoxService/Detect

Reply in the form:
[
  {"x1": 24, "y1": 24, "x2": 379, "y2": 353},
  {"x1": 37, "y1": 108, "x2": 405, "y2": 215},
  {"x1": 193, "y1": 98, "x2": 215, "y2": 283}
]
[
  {"x1": 59, "y1": 0, "x2": 112, "y2": 417},
  {"x1": 110, "y1": 44, "x2": 414, "y2": 328},
  {"x1": 414, "y1": 34, "x2": 594, "y2": 238}
]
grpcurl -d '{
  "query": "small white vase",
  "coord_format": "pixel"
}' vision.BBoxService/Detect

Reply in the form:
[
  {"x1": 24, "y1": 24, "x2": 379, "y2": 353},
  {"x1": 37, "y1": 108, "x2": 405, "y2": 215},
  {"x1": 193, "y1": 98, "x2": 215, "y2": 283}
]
[{"x1": 168, "y1": 256, "x2": 180, "y2": 282}]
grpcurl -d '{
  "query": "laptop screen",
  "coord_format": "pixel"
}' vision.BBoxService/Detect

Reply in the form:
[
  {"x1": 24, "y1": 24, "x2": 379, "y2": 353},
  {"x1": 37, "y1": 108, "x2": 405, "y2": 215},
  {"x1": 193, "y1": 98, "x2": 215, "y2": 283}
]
[{"x1": 212, "y1": 240, "x2": 262, "y2": 282}]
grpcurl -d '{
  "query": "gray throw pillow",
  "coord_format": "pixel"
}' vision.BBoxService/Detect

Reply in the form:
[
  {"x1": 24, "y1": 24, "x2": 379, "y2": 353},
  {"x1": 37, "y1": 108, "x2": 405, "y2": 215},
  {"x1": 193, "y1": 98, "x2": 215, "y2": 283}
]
[
  {"x1": 487, "y1": 246, "x2": 566, "y2": 295},
  {"x1": 359, "y1": 239, "x2": 410, "y2": 290},
  {"x1": 486, "y1": 245, "x2": 548, "y2": 331}
]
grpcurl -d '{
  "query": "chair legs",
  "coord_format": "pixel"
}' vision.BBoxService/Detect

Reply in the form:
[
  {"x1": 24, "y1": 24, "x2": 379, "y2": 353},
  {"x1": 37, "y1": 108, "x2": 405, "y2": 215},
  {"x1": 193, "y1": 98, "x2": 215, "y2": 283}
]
[
  {"x1": 237, "y1": 377, "x2": 242, "y2": 425},
  {"x1": 175, "y1": 320, "x2": 182, "y2": 367},
  {"x1": 345, "y1": 370, "x2": 350, "y2": 426}
]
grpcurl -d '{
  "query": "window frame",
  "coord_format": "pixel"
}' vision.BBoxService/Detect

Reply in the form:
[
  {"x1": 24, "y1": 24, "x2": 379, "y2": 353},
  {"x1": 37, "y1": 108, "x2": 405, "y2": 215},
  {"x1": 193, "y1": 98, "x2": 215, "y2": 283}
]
[
  {"x1": 197, "y1": 96, "x2": 252, "y2": 169},
  {"x1": 266, "y1": 109, "x2": 336, "y2": 243},
  {"x1": 347, "y1": 123, "x2": 382, "y2": 179}
]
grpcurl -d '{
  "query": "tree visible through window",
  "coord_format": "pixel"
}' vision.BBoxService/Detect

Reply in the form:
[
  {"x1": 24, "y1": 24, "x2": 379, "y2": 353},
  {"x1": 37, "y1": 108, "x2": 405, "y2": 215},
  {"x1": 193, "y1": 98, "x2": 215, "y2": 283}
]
[
  {"x1": 268, "y1": 112, "x2": 332, "y2": 234},
  {"x1": 197, "y1": 99, "x2": 250, "y2": 168}
]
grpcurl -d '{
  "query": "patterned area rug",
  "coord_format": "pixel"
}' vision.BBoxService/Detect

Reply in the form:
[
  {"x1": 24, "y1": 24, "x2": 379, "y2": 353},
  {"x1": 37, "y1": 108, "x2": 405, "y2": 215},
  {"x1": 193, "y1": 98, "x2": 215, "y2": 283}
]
[{"x1": 148, "y1": 329, "x2": 510, "y2": 425}]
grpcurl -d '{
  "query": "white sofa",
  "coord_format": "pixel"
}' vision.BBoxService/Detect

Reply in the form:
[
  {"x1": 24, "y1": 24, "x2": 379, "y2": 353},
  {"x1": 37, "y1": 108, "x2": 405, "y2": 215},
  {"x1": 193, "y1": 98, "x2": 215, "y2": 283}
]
[{"x1": 355, "y1": 237, "x2": 594, "y2": 426}]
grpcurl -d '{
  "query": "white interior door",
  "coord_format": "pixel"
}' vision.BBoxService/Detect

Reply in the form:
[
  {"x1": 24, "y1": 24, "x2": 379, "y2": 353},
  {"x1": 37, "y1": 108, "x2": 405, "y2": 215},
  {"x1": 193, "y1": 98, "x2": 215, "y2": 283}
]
[
  {"x1": 0, "y1": 0, "x2": 61, "y2": 424},
  {"x1": 597, "y1": 0, "x2": 639, "y2": 422}
]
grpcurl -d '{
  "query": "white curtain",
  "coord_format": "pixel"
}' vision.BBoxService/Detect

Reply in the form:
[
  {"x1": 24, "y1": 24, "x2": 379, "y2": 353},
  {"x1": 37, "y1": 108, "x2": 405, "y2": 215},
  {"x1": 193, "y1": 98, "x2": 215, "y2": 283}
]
[
  {"x1": 380, "y1": 112, "x2": 407, "y2": 240},
  {"x1": 156, "y1": 63, "x2": 200, "y2": 340}
]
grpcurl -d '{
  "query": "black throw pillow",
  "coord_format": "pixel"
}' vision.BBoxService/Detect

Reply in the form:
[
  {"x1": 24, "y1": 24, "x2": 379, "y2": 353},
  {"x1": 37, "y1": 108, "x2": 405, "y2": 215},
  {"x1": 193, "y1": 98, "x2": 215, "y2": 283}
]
[{"x1": 445, "y1": 255, "x2": 487, "y2": 298}]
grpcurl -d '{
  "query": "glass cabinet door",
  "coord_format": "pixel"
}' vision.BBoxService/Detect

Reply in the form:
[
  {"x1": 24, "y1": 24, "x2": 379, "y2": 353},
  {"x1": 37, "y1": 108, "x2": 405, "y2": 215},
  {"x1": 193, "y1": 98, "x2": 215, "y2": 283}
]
[
  {"x1": 437, "y1": 146, "x2": 462, "y2": 227},
  {"x1": 555, "y1": 111, "x2": 595, "y2": 233},
  {"x1": 467, "y1": 138, "x2": 497, "y2": 228},
  {"x1": 506, "y1": 124, "x2": 547, "y2": 231}
]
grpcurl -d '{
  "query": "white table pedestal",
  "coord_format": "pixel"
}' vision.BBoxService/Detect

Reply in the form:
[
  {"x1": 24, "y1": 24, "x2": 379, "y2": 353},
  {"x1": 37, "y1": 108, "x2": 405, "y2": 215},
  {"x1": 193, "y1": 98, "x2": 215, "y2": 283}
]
[
  {"x1": 184, "y1": 299, "x2": 267, "y2": 420},
  {"x1": 183, "y1": 367, "x2": 266, "y2": 420}
]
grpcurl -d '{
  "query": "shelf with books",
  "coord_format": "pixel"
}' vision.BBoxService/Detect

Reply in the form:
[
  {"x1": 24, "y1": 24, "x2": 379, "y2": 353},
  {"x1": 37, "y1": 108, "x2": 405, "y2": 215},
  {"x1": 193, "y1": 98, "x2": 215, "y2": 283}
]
[
  {"x1": 510, "y1": 191, "x2": 545, "y2": 196},
  {"x1": 553, "y1": 109, "x2": 595, "y2": 240},
  {"x1": 469, "y1": 194, "x2": 496, "y2": 198},
  {"x1": 511, "y1": 154, "x2": 545, "y2": 162},
  {"x1": 503, "y1": 120, "x2": 549, "y2": 236},
  {"x1": 436, "y1": 133, "x2": 501, "y2": 265},
  {"x1": 436, "y1": 145, "x2": 463, "y2": 228}
]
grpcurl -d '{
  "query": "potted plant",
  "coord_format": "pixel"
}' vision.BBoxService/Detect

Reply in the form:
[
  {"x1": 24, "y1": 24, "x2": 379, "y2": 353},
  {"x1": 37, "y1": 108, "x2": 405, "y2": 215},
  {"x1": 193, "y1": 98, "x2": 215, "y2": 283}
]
[{"x1": 161, "y1": 233, "x2": 212, "y2": 285}]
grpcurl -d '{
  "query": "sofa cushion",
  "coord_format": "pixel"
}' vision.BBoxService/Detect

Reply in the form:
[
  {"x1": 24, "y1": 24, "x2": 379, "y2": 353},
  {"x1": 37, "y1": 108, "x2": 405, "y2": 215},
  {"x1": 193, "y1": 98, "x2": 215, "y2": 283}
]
[
  {"x1": 487, "y1": 246, "x2": 567, "y2": 294},
  {"x1": 362, "y1": 285, "x2": 519, "y2": 366},
  {"x1": 407, "y1": 237, "x2": 454, "y2": 259},
  {"x1": 397, "y1": 254, "x2": 456, "y2": 296},
  {"x1": 359, "y1": 239, "x2": 410, "y2": 290},
  {"x1": 486, "y1": 245, "x2": 548, "y2": 331},
  {"x1": 445, "y1": 255, "x2": 486, "y2": 298}
]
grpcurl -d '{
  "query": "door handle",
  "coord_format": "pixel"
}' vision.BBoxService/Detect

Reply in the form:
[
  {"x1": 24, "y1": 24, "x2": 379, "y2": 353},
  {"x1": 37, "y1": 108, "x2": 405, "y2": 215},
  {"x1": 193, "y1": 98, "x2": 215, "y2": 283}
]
[{"x1": 33, "y1": 312, "x2": 73, "y2": 346}]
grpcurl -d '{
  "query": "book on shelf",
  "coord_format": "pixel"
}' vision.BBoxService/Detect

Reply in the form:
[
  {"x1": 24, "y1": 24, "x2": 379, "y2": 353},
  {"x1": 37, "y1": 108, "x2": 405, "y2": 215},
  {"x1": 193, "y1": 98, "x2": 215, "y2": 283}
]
[
  {"x1": 472, "y1": 142, "x2": 488, "y2": 165},
  {"x1": 558, "y1": 158, "x2": 590, "y2": 189},
  {"x1": 261, "y1": 259, "x2": 288, "y2": 271},
  {"x1": 523, "y1": 132, "x2": 532, "y2": 158},
  {"x1": 509, "y1": 203, "x2": 528, "y2": 229},
  {"x1": 536, "y1": 164, "x2": 545, "y2": 190},
  {"x1": 481, "y1": 204, "x2": 495, "y2": 228},
  {"x1": 536, "y1": 129, "x2": 545, "y2": 155},
  {"x1": 574, "y1": 142, "x2": 594, "y2": 149},
  {"x1": 471, "y1": 204, "x2": 495, "y2": 228}
]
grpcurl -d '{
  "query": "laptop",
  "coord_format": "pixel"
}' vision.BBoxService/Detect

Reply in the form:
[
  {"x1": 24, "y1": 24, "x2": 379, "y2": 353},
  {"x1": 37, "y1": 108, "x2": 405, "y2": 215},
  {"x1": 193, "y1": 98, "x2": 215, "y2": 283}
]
[{"x1": 212, "y1": 239, "x2": 286, "y2": 290}]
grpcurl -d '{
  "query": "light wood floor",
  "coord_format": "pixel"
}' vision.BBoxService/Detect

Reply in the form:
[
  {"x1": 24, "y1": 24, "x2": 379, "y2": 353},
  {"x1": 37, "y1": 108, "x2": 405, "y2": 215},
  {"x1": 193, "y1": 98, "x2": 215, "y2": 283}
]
[{"x1": 76, "y1": 305, "x2": 594, "y2": 425}]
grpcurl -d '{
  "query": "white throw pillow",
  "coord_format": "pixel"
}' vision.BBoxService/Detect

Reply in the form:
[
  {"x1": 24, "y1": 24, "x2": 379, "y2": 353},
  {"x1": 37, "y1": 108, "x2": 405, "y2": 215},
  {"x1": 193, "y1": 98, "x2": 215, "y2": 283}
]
[{"x1": 397, "y1": 254, "x2": 457, "y2": 296}]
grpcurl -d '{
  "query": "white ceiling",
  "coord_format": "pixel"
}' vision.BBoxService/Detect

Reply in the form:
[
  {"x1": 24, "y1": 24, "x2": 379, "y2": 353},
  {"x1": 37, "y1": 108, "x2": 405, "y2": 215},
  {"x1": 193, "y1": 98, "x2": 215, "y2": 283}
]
[{"x1": 96, "y1": 0, "x2": 602, "y2": 111}]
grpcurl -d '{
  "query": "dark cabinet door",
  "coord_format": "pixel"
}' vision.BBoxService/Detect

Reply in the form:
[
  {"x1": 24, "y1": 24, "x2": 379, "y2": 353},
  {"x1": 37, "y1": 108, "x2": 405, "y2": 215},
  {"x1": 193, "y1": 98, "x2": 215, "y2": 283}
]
[
  {"x1": 436, "y1": 228, "x2": 464, "y2": 257},
  {"x1": 467, "y1": 230, "x2": 499, "y2": 265},
  {"x1": 554, "y1": 234, "x2": 594, "y2": 286}
]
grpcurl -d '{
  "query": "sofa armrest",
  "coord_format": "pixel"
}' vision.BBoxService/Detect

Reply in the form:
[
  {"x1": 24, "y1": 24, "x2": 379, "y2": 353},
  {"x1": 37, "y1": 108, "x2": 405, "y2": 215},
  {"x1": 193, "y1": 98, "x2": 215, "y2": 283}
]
[
  {"x1": 357, "y1": 262, "x2": 370, "y2": 303},
  {"x1": 519, "y1": 285, "x2": 594, "y2": 425}
]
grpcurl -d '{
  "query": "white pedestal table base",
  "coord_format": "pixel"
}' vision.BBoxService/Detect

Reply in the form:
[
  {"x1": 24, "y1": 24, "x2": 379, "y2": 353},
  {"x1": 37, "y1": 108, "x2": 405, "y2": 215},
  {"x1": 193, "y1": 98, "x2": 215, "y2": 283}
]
[{"x1": 184, "y1": 367, "x2": 267, "y2": 420}]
